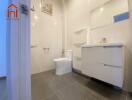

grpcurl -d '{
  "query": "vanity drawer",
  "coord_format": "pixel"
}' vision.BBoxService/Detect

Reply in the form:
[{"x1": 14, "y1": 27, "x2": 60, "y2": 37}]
[
  {"x1": 102, "y1": 46, "x2": 124, "y2": 67},
  {"x1": 82, "y1": 47, "x2": 104, "y2": 63},
  {"x1": 92, "y1": 63, "x2": 124, "y2": 88}
]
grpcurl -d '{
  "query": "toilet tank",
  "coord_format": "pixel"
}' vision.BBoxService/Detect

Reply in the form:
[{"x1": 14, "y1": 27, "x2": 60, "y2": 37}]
[{"x1": 64, "y1": 50, "x2": 72, "y2": 60}]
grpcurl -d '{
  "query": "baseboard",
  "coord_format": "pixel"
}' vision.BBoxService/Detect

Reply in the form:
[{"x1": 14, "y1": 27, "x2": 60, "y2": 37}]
[
  {"x1": 31, "y1": 69, "x2": 55, "y2": 78},
  {"x1": 31, "y1": 67, "x2": 55, "y2": 75},
  {"x1": 72, "y1": 68, "x2": 82, "y2": 73}
]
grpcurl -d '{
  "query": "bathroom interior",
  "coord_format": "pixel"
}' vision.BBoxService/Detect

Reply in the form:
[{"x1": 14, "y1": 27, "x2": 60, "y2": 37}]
[{"x1": 1, "y1": 0, "x2": 132, "y2": 100}]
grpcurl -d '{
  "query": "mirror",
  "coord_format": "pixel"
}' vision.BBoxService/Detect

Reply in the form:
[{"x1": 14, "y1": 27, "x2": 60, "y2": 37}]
[{"x1": 90, "y1": 0, "x2": 129, "y2": 29}]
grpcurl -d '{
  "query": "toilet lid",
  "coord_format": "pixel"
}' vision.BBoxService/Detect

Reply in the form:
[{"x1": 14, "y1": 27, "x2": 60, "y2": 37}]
[{"x1": 54, "y1": 58, "x2": 72, "y2": 62}]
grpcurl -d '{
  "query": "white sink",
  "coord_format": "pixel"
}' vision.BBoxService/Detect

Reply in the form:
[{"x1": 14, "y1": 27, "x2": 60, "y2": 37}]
[{"x1": 82, "y1": 43, "x2": 124, "y2": 48}]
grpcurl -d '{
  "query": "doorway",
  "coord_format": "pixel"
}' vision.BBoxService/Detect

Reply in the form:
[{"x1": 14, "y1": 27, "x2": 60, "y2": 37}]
[
  {"x1": 0, "y1": 0, "x2": 8, "y2": 99},
  {"x1": 30, "y1": 0, "x2": 63, "y2": 99},
  {"x1": 30, "y1": 0, "x2": 63, "y2": 75}
]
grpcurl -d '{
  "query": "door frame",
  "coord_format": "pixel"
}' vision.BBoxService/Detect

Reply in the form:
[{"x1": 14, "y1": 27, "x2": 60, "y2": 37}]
[{"x1": 7, "y1": 0, "x2": 31, "y2": 100}]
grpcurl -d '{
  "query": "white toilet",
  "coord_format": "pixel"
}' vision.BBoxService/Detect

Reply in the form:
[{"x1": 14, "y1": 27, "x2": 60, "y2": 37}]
[{"x1": 54, "y1": 50, "x2": 72, "y2": 75}]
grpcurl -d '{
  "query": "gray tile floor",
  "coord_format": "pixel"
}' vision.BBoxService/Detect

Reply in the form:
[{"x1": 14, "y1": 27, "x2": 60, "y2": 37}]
[
  {"x1": 32, "y1": 70, "x2": 132, "y2": 100},
  {"x1": 0, "y1": 70, "x2": 132, "y2": 100}
]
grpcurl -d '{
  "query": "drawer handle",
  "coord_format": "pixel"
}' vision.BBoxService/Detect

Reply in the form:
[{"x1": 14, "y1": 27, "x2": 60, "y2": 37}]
[{"x1": 103, "y1": 64, "x2": 122, "y2": 68}]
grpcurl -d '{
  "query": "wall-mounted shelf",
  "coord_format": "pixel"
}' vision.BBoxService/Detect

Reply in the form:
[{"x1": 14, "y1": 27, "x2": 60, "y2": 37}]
[
  {"x1": 74, "y1": 27, "x2": 87, "y2": 34},
  {"x1": 74, "y1": 56, "x2": 82, "y2": 61},
  {"x1": 73, "y1": 42, "x2": 86, "y2": 48},
  {"x1": 73, "y1": 27, "x2": 87, "y2": 70}
]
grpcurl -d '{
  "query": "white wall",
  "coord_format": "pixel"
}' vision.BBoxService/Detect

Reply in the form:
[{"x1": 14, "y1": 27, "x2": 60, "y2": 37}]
[
  {"x1": 63, "y1": 0, "x2": 90, "y2": 70},
  {"x1": 89, "y1": 0, "x2": 110, "y2": 11},
  {"x1": 64, "y1": 0, "x2": 90, "y2": 49},
  {"x1": 91, "y1": 20, "x2": 130, "y2": 44},
  {"x1": 31, "y1": 0, "x2": 63, "y2": 74},
  {"x1": 127, "y1": 0, "x2": 132, "y2": 92},
  {"x1": 91, "y1": 0, "x2": 129, "y2": 29}
]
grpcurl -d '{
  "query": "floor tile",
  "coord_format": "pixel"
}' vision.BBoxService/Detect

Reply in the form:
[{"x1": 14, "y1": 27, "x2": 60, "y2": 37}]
[{"x1": 1, "y1": 70, "x2": 132, "y2": 100}]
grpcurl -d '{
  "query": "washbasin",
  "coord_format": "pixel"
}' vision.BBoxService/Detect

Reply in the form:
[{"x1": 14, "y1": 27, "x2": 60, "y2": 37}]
[{"x1": 82, "y1": 43, "x2": 123, "y2": 48}]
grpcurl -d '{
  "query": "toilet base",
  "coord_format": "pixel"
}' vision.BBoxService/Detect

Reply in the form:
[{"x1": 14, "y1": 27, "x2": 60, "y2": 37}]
[
  {"x1": 54, "y1": 58, "x2": 72, "y2": 75},
  {"x1": 56, "y1": 67, "x2": 72, "y2": 75}
]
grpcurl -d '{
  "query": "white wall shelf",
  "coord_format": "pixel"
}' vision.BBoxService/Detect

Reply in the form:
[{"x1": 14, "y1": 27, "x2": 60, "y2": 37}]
[
  {"x1": 73, "y1": 42, "x2": 86, "y2": 48},
  {"x1": 74, "y1": 27, "x2": 87, "y2": 34},
  {"x1": 74, "y1": 56, "x2": 82, "y2": 60},
  {"x1": 72, "y1": 27, "x2": 87, "y2": 70}
]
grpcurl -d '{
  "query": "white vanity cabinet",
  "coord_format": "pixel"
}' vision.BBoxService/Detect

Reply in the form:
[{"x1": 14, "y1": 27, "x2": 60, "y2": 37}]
[{"x1": 82, "y1": 44, "x2": 124, "y2": 88}]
